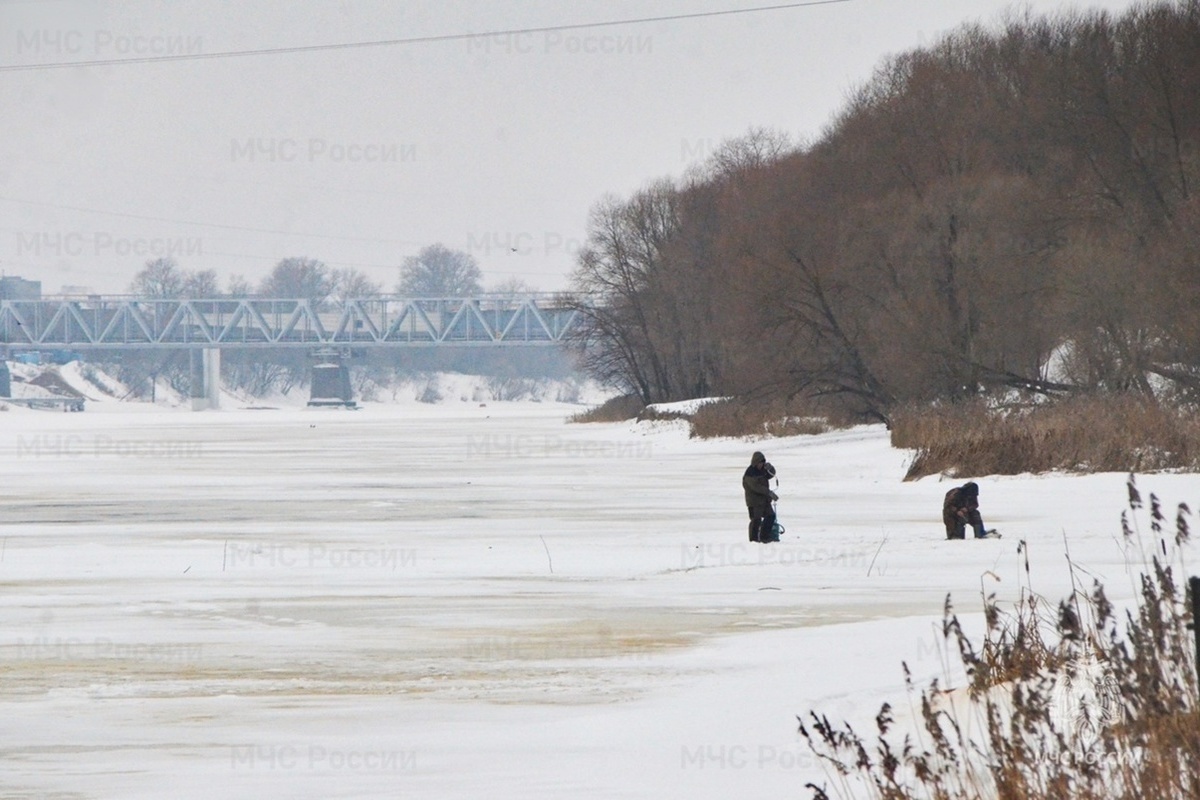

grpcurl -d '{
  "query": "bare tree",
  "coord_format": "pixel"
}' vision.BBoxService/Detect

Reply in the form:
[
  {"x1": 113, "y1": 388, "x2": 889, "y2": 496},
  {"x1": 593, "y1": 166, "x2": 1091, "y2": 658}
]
[
  {"x1": 129, "y1": 257, "x2": 185, "y2": 298},
  {"x1": 567, "y1": 184, "x2": 685, "y2": 403},
  {"x1": 397, "y1": 244, "x2": 483, "y2": 296},
  {"x1": 181, "y1": 269, "x2": 221, "y2": 299},
  {"x1": 693, "y1": 127, "x2": 792, "y2": 182},
  {"x1": 489, "y1": 276, "x2": 537, "y2": 298},
  {"x1": 260, "y1": 257, "x2": 334, "y2": 303},
  {"x1": 226, "y1": 274, "x2": 253, "y2": 297},
  {"x1": 330, "y1": 268, "x2": 383, "y2": 303}
]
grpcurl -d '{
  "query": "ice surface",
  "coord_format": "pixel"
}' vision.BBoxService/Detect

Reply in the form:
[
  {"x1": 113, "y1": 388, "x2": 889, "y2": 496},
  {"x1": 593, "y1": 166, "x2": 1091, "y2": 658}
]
[{"x1": 0, "y1": 400, "x2": 1193, "y2": 798}]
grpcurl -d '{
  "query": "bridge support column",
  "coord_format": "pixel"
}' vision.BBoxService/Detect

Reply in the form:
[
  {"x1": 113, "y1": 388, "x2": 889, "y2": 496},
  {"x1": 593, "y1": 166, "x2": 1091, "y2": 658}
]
[
  {"x1": 190, "y1": 348, "x2": 221, "y2": 411},
  {"x1": 308, "y1": 348, "x2": 356, "y2": 408}
]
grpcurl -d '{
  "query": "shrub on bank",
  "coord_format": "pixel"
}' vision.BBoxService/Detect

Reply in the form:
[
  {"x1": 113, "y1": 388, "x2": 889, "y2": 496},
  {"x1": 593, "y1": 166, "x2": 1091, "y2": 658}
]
[
  {"x1": 569, "y1": 394, "x2": 646, "y2": 423},
  {"x1": 894, "y1": 396, "x2": 1200, "y2": 480},
  {"x1": 571, "y1": 394, "x2": 865, "y2": 439},
  {"x1": 689, "y1": 397, "x2": 831, "y2": 439}
]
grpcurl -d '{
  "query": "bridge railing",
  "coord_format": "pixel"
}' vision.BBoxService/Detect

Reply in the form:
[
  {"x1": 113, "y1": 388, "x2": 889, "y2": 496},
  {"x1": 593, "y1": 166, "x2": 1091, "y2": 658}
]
[{"x1": 0, "y1": 295, "x2": 585, "y2": 350}]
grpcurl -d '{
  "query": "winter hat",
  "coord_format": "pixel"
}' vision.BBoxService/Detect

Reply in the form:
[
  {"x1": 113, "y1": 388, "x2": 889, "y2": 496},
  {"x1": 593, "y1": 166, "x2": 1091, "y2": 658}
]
[
  {"x1": 751, "y1": 451, "x2": 766, "y2": 464},
  {"x1": 962, "y1": 481, "x2": 979, "y2": 497}
]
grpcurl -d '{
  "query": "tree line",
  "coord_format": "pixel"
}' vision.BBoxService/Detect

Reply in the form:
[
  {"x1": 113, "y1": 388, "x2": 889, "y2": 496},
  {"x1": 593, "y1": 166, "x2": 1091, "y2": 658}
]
[
  {"x1": 127, "y1": 243, "x2": 532, "y2": 302},
  {"x1": 568, "y1": 2, "x2": 1200, "y2": 421}
]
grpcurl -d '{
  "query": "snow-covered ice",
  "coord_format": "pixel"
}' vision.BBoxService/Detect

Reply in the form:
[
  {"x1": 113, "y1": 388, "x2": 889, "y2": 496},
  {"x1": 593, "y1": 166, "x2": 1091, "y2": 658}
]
[{"x1": 0, "y1": 399, "x2": 1194, "y2": 798}]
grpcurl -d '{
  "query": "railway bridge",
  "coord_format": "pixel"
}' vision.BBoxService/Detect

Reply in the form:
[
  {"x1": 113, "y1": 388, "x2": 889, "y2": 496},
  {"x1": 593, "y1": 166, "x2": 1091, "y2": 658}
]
[{"x1": 0, "y1": 295, "x2": 582, "y2": 409}]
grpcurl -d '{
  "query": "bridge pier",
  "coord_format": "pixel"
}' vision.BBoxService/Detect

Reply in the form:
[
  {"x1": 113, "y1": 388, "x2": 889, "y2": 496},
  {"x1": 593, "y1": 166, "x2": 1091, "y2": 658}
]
[
  {"x1": 189, "y1": 348, "x2": 221, "y2": 411},
  {"x1": 308, "y1": 348, "x2": 356, "y2": 408}
]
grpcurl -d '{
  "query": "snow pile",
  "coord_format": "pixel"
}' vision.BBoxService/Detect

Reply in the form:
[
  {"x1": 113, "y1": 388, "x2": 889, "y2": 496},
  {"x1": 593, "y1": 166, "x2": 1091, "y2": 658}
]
[
  {"x1": 57, "y1": 361, "x2": 192, "y2": 410},
  {"x1": 59, "y1": 361, "x2": 130, "y2": 400},
  {"x1": 4, "y1": 362, "x2": 82, "y2": 400},
  {"x1": 6, "y1": 378, "x2": 65, "y2": 400}
]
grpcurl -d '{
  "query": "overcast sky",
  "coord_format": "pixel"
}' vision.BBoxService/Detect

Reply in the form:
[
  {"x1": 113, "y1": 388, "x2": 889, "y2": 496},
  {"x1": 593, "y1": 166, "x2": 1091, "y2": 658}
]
[{"x1": 1, "y1": 0, "x2": 1149, "y2": 296}]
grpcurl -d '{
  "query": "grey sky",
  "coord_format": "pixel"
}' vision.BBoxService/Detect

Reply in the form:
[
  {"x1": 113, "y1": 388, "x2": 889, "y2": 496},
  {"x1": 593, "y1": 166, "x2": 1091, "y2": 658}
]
[{"x1": 1, "y1": 0, "x2": 1148, "y2": 296}]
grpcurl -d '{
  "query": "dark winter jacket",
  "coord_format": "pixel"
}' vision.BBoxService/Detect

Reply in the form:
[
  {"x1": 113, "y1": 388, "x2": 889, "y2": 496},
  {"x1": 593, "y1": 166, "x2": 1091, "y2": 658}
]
[
  {"x1": 943, "y1": 484, "x2": 980, "y2": 526},
  {"x1": 743, "y1": 462, "x2": 777, "y2": 510}
]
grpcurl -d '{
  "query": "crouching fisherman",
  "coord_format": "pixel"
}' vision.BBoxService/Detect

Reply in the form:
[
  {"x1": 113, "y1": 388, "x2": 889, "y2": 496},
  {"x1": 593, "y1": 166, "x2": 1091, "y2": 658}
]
[{"x1": 943, "y1": 481, "x2": 998, "y2": 539}]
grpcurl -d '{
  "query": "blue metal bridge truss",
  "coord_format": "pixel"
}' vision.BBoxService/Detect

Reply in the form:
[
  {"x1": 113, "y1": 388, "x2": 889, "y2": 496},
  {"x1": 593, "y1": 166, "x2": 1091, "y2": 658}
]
[{"x1": 0, "y1": 295, "x2": 581, "y2": 350}]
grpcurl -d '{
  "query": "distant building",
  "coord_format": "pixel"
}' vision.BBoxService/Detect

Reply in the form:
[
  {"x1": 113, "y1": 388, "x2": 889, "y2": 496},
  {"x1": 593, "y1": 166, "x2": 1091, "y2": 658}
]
[{"x1": 0, "y1": 276, "x2": 42, "y2": 301}]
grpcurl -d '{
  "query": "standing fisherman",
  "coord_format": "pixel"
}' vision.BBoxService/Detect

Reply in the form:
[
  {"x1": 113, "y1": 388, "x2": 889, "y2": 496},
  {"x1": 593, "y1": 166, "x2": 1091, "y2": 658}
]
[{"x1": 743, "y1": 451, "x2": 778, "y2": 543}]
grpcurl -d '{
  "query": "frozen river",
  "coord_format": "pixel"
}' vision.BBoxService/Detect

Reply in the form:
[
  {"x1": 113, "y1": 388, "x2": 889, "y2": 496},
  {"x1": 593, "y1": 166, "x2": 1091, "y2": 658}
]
[{"x1": 0, "y1": 401, "x2": 1190, "y2": 798}]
